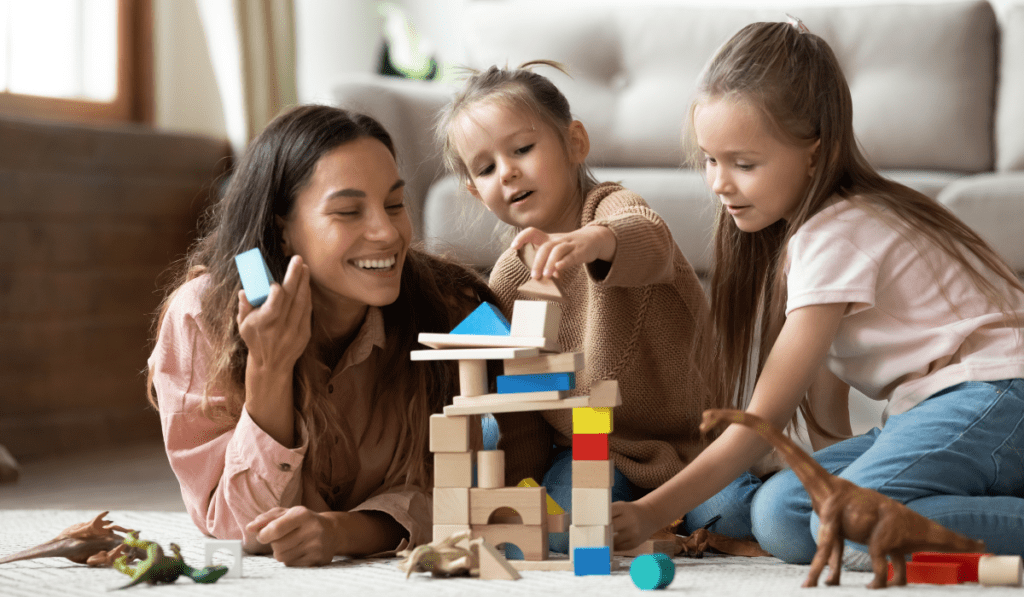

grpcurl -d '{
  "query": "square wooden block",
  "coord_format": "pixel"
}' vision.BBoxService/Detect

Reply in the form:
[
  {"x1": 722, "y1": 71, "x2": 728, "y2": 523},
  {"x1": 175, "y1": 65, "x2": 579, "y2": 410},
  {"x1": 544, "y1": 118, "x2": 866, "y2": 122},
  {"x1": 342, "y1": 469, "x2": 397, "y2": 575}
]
[
  {"x1": 434, "y1": 452, "x2": 473, "y2": 488},
  {"x1": 572, "y1": 407, "x2": 613, "y2": 434},
  {"x1": 572, "y1": 433, "x2": 609, "y2": 460},
  {"x1": 588, "y1": 379, "x2": 621, "y2": 407},
  {"x1": 430, "y1": 414, "x2": 470, "y2": 453},
  {"x1": 572, "y1": 487, "x2": 612, "y2": 526},
  {"x1": 434, "y1": 487, "x2": 470, "y2": 524},
  {"x1": 572, "y1": 459, "x2": 614, "y2": 488},
  {"x1": 570, "y1": 524, "x2": 612, "y2": 551},
  {"x1": 510, "y1": 300, "x2": 561, "y2": 340}
]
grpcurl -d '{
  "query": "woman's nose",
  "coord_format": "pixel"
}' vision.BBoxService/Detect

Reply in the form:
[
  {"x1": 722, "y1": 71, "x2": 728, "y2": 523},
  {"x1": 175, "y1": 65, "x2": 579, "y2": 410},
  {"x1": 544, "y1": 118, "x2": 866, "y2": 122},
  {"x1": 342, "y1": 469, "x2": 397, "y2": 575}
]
[{"x1": 365, "y1": 206, "x2": 400, "y2": 242}]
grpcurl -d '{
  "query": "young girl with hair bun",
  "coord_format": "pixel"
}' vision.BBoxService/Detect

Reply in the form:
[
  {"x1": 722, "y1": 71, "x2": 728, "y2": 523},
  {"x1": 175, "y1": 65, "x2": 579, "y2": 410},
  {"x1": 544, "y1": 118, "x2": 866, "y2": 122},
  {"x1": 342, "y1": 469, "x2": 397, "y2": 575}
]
[{"x1": 611, "y1": 19, "x2": 1024, "y2": 567}]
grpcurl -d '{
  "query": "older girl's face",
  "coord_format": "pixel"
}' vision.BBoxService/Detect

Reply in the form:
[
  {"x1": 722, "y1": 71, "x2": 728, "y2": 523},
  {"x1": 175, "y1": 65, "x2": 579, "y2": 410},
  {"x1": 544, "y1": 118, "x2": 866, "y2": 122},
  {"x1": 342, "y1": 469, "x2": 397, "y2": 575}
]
[{"x1": 279, "y1": 137, "x2": 411, "y2": 327}]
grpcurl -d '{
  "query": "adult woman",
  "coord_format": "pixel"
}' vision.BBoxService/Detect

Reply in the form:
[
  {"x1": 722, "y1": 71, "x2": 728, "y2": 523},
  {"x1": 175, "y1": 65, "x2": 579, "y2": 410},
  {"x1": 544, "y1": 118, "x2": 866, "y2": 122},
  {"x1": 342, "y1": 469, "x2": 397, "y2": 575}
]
[{"x1": 147, "y1": 105, "x2": 493, "y2": 566}]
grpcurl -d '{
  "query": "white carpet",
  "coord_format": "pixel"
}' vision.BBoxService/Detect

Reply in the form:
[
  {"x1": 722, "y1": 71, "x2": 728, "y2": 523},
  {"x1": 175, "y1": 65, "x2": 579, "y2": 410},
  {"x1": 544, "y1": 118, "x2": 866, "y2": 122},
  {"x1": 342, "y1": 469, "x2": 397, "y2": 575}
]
[{"x1": 0, "y1": 510, "x2": 1012, "y2": 596}]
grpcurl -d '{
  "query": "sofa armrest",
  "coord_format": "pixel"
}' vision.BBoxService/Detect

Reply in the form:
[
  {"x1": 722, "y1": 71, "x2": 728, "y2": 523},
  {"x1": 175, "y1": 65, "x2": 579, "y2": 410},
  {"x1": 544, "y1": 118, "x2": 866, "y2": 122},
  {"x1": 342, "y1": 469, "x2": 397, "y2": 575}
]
[{"x1": 332, "y1": 73, "x2": 455, "y2": 238}]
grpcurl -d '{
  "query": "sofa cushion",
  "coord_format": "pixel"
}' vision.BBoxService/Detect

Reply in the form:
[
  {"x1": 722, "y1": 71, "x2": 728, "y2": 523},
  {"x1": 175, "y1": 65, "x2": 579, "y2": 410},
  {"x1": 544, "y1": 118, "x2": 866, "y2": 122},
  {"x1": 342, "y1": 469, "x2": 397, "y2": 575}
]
[
  {"x1": 998, "y1": 4, "x2": 1024, "y2": 172},
  {"x1": 937, "y1": 173, "x2": 1024, "y2": 271},
  {"x1": 462, "y1": 0, "x2": 996, "y2": 173}
]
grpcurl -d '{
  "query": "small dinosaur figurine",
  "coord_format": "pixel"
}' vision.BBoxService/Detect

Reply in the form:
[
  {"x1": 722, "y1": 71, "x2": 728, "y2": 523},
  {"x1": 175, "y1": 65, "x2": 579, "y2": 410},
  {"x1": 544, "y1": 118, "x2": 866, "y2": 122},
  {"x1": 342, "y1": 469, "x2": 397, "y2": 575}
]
[
  {"x1": 701, "y1": 409, "x2": 986, "y2": 589},
  {"x1": 0, "y1": 511, "x2": 143, "y2": 567},
  {"x1": 112, "y1": 531, "x2": 229, "y2": 589}
]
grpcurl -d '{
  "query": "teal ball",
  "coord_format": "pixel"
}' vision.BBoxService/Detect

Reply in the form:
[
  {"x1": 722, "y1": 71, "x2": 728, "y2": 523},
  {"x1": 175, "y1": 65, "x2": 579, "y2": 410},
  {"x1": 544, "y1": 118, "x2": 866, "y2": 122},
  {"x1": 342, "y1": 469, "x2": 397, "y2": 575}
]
[{"x1": 630, "y1": 553, "x2": 675, "y2": 590}]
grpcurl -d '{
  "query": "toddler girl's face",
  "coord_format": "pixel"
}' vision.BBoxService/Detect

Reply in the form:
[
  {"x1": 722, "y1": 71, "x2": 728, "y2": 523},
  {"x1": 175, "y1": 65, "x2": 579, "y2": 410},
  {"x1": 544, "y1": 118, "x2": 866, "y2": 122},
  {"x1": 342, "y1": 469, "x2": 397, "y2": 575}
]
[
  {"x1": 693, "y1": 96, "x2": 819, "y2": 233},
  {"x1": 454, "y1": 100, "x2": 584, "y2": 233}
]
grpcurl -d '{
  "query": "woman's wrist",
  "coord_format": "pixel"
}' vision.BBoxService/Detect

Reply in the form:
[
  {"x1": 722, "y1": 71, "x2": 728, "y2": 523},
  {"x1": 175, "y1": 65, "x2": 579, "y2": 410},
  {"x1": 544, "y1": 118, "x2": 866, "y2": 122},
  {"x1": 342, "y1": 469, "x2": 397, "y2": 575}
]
[{"x1": 327, "y1": 510, "x2": 406, "y2": 557}]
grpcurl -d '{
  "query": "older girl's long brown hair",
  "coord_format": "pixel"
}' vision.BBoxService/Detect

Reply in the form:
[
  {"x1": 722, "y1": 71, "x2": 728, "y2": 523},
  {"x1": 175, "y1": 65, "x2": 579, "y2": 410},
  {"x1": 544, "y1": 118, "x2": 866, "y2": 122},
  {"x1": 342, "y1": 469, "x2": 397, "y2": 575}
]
[
  {"x1": 687, "y1": 22, "x2": 1023, "y2": 437},
  {"x1": 148, "y1": 105, "x2": 495, "y2": 499}
]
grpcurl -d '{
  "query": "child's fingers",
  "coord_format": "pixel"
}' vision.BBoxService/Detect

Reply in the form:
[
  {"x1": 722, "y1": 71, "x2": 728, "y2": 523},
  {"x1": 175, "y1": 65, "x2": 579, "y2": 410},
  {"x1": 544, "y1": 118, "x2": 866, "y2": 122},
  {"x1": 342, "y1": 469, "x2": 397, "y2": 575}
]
[{"x1": 512, "y1": 227, "x2": 549, "y2": 252}]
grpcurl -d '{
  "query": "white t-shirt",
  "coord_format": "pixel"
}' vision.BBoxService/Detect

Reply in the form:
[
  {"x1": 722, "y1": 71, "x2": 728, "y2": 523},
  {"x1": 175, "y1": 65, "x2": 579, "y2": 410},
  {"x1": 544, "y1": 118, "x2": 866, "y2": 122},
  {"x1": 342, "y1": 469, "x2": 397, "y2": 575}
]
[{"x1": 785, "y1": 197, "x2": 1024, "y2": 420}]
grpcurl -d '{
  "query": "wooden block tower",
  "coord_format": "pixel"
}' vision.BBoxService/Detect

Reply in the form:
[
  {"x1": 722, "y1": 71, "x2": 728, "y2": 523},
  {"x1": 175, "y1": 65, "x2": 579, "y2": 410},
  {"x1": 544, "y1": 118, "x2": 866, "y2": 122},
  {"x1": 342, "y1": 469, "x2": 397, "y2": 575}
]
[{"x1": 415, "y1": 294, "x2": 620, "y2": 573}]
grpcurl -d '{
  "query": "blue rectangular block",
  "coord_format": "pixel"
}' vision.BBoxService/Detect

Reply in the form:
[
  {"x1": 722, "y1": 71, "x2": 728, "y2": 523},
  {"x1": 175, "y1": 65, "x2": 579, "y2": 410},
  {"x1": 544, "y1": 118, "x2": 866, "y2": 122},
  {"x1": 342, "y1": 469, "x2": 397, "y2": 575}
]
[
  {"x1": 573, "y1": 546, "x2": 611, "y2": 576},
  {"x1": 234, "y1": 248, "x2": 275, "y2": 307},
  {"x1": 496, "y1": 372, "x2": 575, "y2": 394}
]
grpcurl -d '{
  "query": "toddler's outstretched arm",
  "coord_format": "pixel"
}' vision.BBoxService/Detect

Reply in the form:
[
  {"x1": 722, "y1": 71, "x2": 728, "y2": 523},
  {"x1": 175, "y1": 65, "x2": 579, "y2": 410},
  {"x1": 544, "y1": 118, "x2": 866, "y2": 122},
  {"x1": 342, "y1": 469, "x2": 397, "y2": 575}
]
[{"x1": 512, "y1": 225, "x2": 616, "y2": 280}]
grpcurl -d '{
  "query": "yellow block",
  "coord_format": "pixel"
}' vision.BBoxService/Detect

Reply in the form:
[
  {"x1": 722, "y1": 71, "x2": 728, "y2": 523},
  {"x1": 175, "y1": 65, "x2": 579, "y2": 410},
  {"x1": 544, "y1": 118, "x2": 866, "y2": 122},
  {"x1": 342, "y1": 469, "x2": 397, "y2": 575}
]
[
  {"x1": 573, "y1": 407, "x2": 613, "y2": 434},
  {"x1": 517, "y1": 477, "x2": 566, "y2": 515}
]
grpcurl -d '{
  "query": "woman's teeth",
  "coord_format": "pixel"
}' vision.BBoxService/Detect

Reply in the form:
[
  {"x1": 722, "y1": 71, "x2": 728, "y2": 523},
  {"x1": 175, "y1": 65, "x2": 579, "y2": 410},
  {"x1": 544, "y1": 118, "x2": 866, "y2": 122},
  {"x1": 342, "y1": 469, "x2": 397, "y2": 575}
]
[{"x1": 355, "y1": 256, "x2": 396, "y2": 270}]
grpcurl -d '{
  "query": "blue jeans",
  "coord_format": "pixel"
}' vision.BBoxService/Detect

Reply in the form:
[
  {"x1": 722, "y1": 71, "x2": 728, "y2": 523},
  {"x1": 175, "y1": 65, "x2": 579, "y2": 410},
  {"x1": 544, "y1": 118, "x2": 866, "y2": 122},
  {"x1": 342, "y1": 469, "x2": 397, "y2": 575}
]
[{"x1": 751, "y1": 378, "x2": 1024, "y2": 564}]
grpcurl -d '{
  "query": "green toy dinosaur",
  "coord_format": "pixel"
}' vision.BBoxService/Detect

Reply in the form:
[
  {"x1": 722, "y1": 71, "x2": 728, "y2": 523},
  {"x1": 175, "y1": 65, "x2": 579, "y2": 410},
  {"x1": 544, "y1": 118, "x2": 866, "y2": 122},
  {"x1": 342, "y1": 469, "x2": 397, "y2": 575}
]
[{"x1": 112, "y1": 531, "x2": 229, "y2": 590}]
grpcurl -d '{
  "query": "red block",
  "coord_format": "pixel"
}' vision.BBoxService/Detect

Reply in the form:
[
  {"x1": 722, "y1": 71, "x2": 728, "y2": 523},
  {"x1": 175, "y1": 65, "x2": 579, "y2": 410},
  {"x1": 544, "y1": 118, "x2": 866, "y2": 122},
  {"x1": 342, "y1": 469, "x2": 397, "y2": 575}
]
[
  {"x1": 912, "y1": 552, "x2": 990, "y2": 583},
  {"x1": 573, "y1": 434, "x2": 609, "y2": 460},
  {"x1": 887, "y1": 561, "x2": 966, "y2": 585}
]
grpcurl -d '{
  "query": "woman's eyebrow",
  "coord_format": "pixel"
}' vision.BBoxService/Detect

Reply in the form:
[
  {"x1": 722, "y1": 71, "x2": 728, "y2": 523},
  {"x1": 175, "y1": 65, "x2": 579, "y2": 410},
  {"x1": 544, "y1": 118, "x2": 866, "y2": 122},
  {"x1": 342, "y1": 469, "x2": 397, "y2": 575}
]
[{"x1": 325, "y1": 179, "x2": 405, "y2": 200}]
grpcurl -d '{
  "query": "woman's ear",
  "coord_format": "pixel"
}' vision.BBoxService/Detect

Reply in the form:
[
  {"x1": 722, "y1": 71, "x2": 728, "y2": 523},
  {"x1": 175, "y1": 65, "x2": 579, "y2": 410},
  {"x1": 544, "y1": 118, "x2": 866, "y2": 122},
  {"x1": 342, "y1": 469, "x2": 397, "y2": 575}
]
[
  {"x1": 275, "y1": 215, "x2": 293, "y2": 256},
  {"x1": 807, "y1": 139, "x2": 822, "y2": 177},
  {"x1": 568, "y1": 120, "x2": 590, "y2": 164}
]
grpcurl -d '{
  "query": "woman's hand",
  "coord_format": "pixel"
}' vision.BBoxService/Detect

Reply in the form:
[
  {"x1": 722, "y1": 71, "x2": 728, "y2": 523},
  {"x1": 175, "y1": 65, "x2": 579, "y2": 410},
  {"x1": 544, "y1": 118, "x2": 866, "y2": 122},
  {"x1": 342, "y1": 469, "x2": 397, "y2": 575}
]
[
  {"x1": 611, "y1": 499, "x2": 661, "y2": 552},
  {"x1": 237, "y1": 254, "x2": 312, "y2": 372},
  {"x1": 247, "y1": 506, "x2": 339, "y2": 567},
  {"x1": 513, "y1": 225, "x2": 616, "y2": 280}
]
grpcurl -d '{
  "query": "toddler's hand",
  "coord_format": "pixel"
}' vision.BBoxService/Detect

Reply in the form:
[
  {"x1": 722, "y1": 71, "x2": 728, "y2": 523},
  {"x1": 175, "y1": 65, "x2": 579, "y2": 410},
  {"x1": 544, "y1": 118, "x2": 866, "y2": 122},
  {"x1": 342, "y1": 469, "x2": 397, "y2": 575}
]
[
  {"x1": 513, "y1": 225, "x2": 616, "y2": 280},
  {"x1": 611, "y1": 500, "x2": 660, "y2": 552},
  {"x1": 237, "y1": 255, "x2": 312, "y2": 373}
]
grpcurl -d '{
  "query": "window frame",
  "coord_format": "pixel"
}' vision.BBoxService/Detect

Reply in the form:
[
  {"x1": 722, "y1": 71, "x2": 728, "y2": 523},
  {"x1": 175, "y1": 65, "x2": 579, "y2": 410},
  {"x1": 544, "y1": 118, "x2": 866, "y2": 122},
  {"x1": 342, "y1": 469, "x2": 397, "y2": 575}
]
[{"x1": 0, "y1": 0, "x2": 153, "y2": 125}]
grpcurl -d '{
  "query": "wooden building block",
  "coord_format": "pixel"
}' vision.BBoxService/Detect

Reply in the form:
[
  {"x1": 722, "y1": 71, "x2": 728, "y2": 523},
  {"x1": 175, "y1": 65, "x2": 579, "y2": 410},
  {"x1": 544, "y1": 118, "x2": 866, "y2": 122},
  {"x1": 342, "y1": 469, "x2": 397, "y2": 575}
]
[
  {"x1": 888, "y1": 561, "x2": 966, "y2": 585},
  {"x1": 510, "y1": 300, "x2": 561, "y2": 340},
  {"x1": 451, "y1": 302, "x2": 510, "y2": 336},
  {"x1": 470, "y1": 487, "x2": 546, "y2": 526},
  {"x1": 477, "y1": 450, "x2": 505, "y2": 489},
  {"x1": 434, "y1": 488, "x2": 470, "y2": 524},
  {"x1": 573, "y1": 546, "x2": 611, "y2": 575},
  {"x1": 418, "y1": 332, "x2": 559, "y2": 352},
  {"x1": 548, "y1": 511, "x2": 569, "y2": 533},
  {"x1": 453, "y1": 390, "x2": 565, "y2": 406},
  {"x1": 429, "y1": 414, "x2": 470, "y2": 453},
  {"x1": 458, "y1": 359, "x2": 488, "y2": 398},
  {"x1": 570, "y1": 524, "x2": 612, "y2": 551},
  {"x1": 573, "y1": 433, "x2": 609, "y2": 460},
  {"x1": 503, "y1": 351, "x2": 584, "y2": 375},
  {"x1": 572, "y1": 459, "x2": 614, "y2": 488},
  {"x1": 471, "y1": 524, "x2": 548, "y2": 561},
  {"x1": 411, "y1": 346, "x2": 540, "y2": 361},
  {"x1": 444, "y1": 395, "x2": 589, "y2": 417},
  {"x1": 517, "y1": 244, "x2": 566, "y2": 303},
  {"x1": 434, "y1": 452, "x2": 473, "y2": 488},
  {"x1": 572, "y1": 407, "x2": 613, "y2": 434},
  {"x1": 234, "y1": 248, "x2": 274, "y2": 307},
  {"x1": 572, "y1": 487, "x2": 612, "y2": 526},
  {"x1": 474, "y1": 538, "x2": 522, "y2": 580},
  {"x1": 433, "y1": 524, "x2": 470, "y2": 543},
  {"x1": 589, "y1": 379, "x2": 622, "y2": 407},
  {"x1": 497, "y1": 372, "x2": 575, "y2": 394},
  {"x1": 517, "y1": 477, "x2": 566, "y2": 514},
  {"x1": 979, "y1": 555, "x2": 1023, "y2": 587},
  {"x1": 509, "y1": 559, "x2": 574, "y2": 572},
  {"x1": 614, "y1": 529, "x2": 678, "y2": 557}
]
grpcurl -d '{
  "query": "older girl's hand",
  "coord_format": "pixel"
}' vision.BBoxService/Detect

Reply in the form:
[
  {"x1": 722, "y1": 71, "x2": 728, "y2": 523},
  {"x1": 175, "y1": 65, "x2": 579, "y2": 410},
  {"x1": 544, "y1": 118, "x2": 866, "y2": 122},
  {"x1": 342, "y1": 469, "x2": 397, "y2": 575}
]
[
  {"x1": 512, "y1": 225, "x2": 616, "y2": 280},
  {"x1": 247, "y1": 506, "x2": 339, "y2": 567},
  {"x1": 237, "y1": 255, "x2": 312, "y2": 373},
  {"x1": 611, "y1": 499, "x2": 661, "y2": 552}
]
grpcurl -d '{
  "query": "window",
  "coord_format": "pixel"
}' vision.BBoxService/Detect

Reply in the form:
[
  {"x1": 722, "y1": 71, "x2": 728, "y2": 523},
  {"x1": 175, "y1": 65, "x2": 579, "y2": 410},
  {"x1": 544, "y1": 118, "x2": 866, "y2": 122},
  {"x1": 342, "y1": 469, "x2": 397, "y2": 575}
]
[{"x1": 0, "y1": 0, "x2": 151, "y2": 124}]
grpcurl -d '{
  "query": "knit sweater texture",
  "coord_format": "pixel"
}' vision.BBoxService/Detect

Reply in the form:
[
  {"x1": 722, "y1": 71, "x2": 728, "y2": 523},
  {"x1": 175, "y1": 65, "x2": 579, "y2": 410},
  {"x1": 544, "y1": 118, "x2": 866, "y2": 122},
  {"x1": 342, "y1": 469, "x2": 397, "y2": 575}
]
[{"x1": 491, "y1": 182, "x2": 712, "y2": 489}]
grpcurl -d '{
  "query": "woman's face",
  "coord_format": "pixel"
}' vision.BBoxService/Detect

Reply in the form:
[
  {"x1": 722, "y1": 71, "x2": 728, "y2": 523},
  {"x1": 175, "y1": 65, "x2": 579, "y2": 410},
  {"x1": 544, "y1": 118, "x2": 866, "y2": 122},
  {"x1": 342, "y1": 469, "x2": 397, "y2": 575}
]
[{"x1": 279, "y1": 137, "x2": 411, "y2": 329}]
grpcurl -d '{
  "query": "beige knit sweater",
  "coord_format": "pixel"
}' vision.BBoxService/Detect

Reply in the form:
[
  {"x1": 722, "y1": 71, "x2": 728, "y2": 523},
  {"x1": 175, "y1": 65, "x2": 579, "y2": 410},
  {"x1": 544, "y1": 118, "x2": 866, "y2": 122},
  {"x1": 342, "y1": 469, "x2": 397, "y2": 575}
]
[{"x1": 491, "y1": 182, "x2": 712, "y2": 490}]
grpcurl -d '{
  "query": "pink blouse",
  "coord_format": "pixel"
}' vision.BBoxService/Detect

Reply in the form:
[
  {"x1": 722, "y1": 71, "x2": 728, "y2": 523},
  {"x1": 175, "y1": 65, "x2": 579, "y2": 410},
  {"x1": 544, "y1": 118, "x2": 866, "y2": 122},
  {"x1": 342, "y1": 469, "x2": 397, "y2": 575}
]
[{"x1": 148, "y1": 275, "x2": 431, "y2": 555}]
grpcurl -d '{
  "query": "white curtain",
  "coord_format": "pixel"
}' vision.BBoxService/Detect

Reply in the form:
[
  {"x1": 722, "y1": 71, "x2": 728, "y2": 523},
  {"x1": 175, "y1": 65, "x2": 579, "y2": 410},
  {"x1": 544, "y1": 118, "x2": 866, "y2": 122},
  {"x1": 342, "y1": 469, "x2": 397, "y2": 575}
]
[{"x1": 196, "y1": 0, "x2": 297, "y2": 155}]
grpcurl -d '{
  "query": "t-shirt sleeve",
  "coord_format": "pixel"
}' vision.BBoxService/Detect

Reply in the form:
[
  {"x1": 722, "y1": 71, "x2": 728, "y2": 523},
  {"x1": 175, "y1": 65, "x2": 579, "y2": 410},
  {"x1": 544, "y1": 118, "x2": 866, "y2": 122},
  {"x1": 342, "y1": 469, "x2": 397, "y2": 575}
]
[{"x1": 786, "y1": 228, "x2": 878, "y2": 316}]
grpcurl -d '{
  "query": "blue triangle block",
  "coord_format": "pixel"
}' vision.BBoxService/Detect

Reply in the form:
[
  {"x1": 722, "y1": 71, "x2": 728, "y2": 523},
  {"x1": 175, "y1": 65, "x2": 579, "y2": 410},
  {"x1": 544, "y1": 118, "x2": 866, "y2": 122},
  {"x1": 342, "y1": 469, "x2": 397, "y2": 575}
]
[{"x1": 451, "y1": 302, "x2": 511, "y2": 336}]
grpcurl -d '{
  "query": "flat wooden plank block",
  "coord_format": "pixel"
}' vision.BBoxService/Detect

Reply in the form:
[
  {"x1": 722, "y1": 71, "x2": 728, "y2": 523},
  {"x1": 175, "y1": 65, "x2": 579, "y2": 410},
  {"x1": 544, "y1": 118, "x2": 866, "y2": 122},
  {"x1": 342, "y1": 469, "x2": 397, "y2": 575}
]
[
  {"x1": 411, "y1": 347, "x2": 541, "y2": 361},
  {"x1": 429, "y1": 414, "x2": 470, "y2": 453},
  {"x1": 434, "y1": 488, "x2": 470, "y2": 524},
  {"x1": 470, "y1": 487, "x2": 546, "y2": 526},
  {"x1": 572, "y1": 407, "x2": 613, "y2": 434},
  {"x1": 572, "y1": 433, "x2": 609, "y2": 460},
  {"x1": 508, "y1": 559, "x2": 573, "y2": 572},
  {"x1": 445, "y1": 395, "x2": 590, "y2": 416},
  {"x1": 572, "y1": 487, "x2": 612, "y2": 526},
  {"x1": 434, "y1": 452, "x2": 474, "y2": 488},
  {"x1": 572, "y1": 459, "x2": 614, "y2": 488},
  {"x1": 452, "y1": 390, "x2": 565, "y2": 406},
  {"x1": 419, "y1": 332, "x2": 559, "y2": 352},
  {"x1": 510, "y1": 300, "x2": 561, "y2": 339},
  {"x1": 502, "y1": 351, "x2": 584, "y2": 375},
  {"x1": 497, "y1": 372, "x2": 575, "y2": 394}
]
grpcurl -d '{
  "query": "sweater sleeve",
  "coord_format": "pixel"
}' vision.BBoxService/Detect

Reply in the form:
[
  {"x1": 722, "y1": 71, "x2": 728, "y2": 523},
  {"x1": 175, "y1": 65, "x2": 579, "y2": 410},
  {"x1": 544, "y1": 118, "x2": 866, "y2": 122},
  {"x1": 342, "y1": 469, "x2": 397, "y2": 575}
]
[
  {"x1": 148, "y1": 277, "x2": 307, "y2": 553},
  {"x1": 585, "y1": 185, "x2": 676, "y2": 287}
]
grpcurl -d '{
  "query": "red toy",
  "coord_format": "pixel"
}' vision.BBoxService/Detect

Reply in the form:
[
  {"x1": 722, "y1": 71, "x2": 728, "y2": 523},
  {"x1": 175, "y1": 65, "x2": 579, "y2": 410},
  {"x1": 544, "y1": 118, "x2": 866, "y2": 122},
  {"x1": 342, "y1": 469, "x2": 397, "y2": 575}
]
[{"x1": 887, "y1": 552, "x2": 990, "y2": 584}]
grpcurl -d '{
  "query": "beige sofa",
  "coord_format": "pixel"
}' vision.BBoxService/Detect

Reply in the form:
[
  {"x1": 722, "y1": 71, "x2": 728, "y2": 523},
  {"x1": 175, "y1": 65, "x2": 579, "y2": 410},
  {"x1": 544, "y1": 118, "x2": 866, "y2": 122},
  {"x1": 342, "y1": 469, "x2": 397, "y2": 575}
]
[{"x1": 333, "y1": 0, "x2": 1024, "y2": 276}]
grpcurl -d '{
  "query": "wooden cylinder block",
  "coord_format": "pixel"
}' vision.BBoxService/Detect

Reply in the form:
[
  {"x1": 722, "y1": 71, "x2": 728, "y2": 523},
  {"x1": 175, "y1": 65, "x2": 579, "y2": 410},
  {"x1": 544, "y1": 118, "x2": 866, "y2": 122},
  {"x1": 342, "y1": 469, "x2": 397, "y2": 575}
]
[
  {"x1": 477, "y1": 449, "x2": 506, "y2": 489},
  {"x1": 458, "y1": 359, "x2": 488, "y2": 397},
  {"x1": 979, "y1": 555, "x2": 1023, "y2": 586}
]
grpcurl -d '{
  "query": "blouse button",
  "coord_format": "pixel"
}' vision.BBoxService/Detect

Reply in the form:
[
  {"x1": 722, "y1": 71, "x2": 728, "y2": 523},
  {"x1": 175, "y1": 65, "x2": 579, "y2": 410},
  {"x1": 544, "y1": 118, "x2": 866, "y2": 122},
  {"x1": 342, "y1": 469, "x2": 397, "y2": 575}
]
[
  {"x1": 328, "y1": 384, "x2": 335, "y2": 393},
  {"x1": 279, "y1": 463, "x2": 291, "y2": 472}
]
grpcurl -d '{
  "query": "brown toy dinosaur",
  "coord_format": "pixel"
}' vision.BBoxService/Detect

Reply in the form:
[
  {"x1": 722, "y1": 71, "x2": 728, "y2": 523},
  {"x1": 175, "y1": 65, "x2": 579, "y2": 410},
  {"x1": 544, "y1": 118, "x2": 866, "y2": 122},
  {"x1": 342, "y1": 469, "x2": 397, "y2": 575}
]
[
  {"x1": 700, "y1": 409, "x2": 986, "y2": 589},
  {"x1": 0, "y1": 511, "x2": 143, "y2": 567}
]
